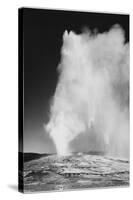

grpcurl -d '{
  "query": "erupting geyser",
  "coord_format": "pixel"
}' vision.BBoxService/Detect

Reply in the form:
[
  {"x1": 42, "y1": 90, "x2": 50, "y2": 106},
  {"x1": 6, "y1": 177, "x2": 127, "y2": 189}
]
[{"x1": 45, "y1": 25, "x2": 129, "y2": 158}]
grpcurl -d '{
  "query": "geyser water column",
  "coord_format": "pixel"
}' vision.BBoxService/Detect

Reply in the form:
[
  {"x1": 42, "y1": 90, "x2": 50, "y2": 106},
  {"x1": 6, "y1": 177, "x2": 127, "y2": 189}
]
[
  {"x1": 45, "y1": 26, "x2": 129, "y2": 157},
  {"x1": 45, "y1": 30, "x2": 89, "y2": 155}
]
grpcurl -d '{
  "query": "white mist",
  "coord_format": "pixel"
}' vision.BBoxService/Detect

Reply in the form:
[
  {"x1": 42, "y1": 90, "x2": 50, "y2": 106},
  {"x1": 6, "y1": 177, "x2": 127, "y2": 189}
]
[{"x1": 45, "y1": 25, "x2": 129, "y2": 159}]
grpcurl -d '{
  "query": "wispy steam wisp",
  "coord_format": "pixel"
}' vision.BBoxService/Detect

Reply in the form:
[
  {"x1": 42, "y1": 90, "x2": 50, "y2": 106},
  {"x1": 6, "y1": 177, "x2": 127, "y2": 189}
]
[{"x1": 45, "y1": 25, "x2": 129, "y2": 158}]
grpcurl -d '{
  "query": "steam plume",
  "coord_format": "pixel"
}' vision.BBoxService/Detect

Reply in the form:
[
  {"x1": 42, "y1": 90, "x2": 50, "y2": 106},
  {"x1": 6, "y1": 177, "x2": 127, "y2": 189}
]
[{"x1": 45, "y1": 25, "x2": 129, "y2": 158}]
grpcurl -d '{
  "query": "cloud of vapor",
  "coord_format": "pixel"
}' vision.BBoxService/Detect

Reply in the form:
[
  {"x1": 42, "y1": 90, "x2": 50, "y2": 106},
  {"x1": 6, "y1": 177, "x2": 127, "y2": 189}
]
[{"x1": 45, "y1": 25, "x2": 129, "y2": 158}]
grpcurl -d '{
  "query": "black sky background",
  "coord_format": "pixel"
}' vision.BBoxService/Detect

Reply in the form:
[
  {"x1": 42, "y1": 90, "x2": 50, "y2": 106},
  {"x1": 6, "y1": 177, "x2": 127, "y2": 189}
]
[{"x1": 23, "y1": 8, "x2": 129, "y2": 153}]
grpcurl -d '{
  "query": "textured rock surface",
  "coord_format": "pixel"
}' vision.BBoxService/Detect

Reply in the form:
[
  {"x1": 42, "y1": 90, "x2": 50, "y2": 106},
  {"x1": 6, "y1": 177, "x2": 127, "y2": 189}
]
[{"x1": 23, "y1": 153, "x2": 129, "y2": 193}]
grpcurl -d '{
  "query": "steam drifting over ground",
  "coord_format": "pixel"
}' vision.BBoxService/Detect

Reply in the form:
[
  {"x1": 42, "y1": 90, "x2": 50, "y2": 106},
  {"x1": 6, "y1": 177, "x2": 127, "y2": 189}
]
[{"x1": 45, "y1": 25, "x2": 129, "y2": 158}]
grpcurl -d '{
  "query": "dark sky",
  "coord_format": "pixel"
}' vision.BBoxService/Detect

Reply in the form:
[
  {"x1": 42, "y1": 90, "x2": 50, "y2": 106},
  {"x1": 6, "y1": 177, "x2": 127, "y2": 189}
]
[{"x1": 23, "y1": 8, "x2": 129, "y2": 153}]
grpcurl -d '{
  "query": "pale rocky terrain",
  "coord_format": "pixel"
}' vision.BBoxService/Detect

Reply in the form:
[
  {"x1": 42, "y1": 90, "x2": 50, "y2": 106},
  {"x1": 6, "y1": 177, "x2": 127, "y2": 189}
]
[{"x1": 23, "y1": 153, "x2": 129, "y2": 193}]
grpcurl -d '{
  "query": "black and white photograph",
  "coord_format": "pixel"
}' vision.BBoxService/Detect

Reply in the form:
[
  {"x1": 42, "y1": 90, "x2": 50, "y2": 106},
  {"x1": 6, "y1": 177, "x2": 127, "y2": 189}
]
[{"x1": 19, "y1": 7, "x2": 129, "y2": 193}]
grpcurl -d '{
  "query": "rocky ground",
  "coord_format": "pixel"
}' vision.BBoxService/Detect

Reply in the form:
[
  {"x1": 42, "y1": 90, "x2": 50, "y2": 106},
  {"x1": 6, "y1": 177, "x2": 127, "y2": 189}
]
[{"x1": 22, "y1": 153, "x2": 129, "y2": 193}]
